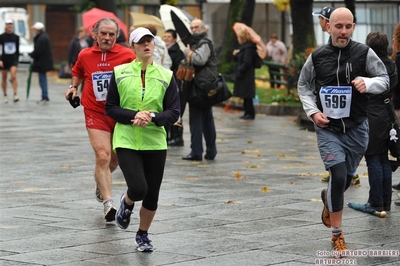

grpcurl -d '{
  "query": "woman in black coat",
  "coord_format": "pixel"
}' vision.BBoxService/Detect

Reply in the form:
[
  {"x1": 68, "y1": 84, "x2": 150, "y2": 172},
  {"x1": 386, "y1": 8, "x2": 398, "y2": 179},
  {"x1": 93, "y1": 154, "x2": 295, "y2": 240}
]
[
  {"x1": 29, "y1": 22, "x2": 54, "y2": 103},
  {"x1": 163, "y1": 29, "x2": 185, "y2": 146},
  {"x1": 364, "y1": 31, "x2": 398, "y2": 211},
  {"x1": 233, "y1": 30, "x2": 257, "y2": 120}
]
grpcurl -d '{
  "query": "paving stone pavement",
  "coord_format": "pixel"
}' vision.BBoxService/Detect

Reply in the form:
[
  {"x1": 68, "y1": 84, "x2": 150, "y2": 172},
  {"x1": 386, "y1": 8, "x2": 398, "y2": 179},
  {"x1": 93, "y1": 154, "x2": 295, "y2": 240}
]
[{"x1": 0, "y1": 66, "x2": 399, "y2": 266}]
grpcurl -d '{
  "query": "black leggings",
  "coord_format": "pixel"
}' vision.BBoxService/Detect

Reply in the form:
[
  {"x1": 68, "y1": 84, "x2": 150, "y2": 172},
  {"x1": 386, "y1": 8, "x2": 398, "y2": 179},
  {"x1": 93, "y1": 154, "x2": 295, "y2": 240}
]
[
  {"x1": 116, "y1": 148, "x2": 166, "y2": 211},
  {"x1": 328, "y1": 162, "x2": 352, "y2": 212}
]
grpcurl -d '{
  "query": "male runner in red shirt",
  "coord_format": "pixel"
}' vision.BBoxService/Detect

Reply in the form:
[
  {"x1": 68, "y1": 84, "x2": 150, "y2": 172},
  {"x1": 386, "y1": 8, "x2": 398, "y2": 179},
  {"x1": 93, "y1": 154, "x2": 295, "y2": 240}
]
[{"x1": 64, "y1": 18, "x2": 136, "y2": 222}]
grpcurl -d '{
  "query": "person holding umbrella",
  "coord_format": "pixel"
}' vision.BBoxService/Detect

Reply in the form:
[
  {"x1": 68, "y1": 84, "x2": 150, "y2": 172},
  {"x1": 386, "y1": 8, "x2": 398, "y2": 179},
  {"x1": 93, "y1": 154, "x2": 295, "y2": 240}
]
[
  {"x1": 182, "y1": 18, "x2": 218, "y2": 161},
  {"x1": 232, "y1": 29, "x2": 258, "y2": 120},
  {"x1": 64, "y1": 18, "x2": 136, "y2": 222},
  {"x1": 105, "y1": 27, "x2": 180, "y2": 252},
  {"x1": 29, "y1": 22, "x2": 54, "y2": 104}
]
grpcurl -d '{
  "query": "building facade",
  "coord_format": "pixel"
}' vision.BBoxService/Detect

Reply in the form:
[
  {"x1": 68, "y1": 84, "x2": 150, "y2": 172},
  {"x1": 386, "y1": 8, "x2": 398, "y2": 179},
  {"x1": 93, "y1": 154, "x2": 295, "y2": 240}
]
[{"x1": 0, "y1": 0, "x2": 398, "y2": 64}]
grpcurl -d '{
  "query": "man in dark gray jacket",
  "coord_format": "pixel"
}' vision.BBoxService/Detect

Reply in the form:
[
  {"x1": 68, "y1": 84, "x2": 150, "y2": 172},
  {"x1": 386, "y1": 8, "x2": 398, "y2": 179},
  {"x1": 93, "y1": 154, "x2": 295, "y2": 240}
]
[{"x1": 182, "y1": 19, "x2": 218, "y2": 161}]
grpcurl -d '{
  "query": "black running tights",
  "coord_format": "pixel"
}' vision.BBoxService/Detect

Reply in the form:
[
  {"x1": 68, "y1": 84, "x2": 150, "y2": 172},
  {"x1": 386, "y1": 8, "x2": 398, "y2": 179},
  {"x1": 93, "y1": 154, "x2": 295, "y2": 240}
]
[{"x1": 116, "y1": 148, "x2": 166, "y2": 211}]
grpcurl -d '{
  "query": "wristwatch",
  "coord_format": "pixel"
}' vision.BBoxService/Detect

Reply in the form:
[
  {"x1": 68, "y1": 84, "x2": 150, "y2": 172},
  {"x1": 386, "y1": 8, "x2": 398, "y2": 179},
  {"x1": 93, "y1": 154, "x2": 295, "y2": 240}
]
[
  {"x1": 150, "y1": 112, "x2": 155, "y2": 118},
  {"x1": 69, "y1": 85, "x2": 78, "y2": 89}
]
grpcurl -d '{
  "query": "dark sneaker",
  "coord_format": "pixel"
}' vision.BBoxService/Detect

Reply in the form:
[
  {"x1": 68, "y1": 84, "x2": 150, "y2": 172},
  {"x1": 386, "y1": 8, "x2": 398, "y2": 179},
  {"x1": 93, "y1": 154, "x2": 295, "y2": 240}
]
[
  {"x1": 95, "y1": 184, "x2": 103, "y2": 202},
  {"x1": 115, "y1": 194, "x2": 133, "y2": 229},
  {"x1": 104, "y1": 200, "x2": 117, "y2": 222},
  {"x1": 136, "y1": 233, "x2": 154, "y2": 252},
  {"x1": 331, "y1": 233, "x2": 348, "y2": 258},
  {"x1": 351, "y1": 174, "x2": 360, "y2": 185},
  {"x1": 321, "y1": 188, "x2": 331, "y2": 228}
]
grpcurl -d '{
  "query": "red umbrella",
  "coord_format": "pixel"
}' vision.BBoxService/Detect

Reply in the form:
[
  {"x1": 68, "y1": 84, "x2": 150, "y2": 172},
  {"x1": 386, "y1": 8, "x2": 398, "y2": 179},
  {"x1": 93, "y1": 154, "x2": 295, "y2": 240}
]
[
  {"x1": 232, "y1": 22, "x2": 267, "y2": 60},
  {"x1": 82, "y1": 8, "x2": 128, "y2": 40}
]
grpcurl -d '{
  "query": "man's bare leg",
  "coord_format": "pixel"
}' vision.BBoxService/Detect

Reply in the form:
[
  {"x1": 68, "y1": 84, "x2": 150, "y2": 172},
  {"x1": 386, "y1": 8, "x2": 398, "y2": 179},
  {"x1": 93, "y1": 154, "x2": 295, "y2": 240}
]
[
  {"x1": 9, "y1": 66, "x2": 18, "y2": 101},
  {"x1": 87, "y1": 128, "x2": 113, "y2": 200},
  {"x1": 1, "y1": 70, "x2": 8, "y2": 101}
]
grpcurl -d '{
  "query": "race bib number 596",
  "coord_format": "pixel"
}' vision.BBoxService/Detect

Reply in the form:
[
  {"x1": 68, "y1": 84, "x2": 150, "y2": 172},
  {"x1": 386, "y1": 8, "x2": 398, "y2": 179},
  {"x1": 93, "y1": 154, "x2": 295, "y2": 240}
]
[
  {"x1": 319, "y1": 86, "x2": 352, "y2": 119},
  {"x1": 92, "y1": 71, "x2": 112, "y2": 101}
]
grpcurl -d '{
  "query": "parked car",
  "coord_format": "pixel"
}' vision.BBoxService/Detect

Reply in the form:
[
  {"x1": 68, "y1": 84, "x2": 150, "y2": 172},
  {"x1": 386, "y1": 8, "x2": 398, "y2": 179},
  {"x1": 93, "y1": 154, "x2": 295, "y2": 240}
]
[{"x1": 18, "y1": 36, "x2": 33, "y2": 64}]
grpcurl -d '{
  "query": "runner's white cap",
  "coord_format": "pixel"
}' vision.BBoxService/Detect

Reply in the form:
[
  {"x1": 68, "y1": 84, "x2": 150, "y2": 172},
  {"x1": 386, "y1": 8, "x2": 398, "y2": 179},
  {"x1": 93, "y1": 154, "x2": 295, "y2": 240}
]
[
  {"x1": 129, "y1": 27, "x2": 154, "y2": 45},
  {"x1": 5, "y1": 19, "x2": 13, "y2": 24}
]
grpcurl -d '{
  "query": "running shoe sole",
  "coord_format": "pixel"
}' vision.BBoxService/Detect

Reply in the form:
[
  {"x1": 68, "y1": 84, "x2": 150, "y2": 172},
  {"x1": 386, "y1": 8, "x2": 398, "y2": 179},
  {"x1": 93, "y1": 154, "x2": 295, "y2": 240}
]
[
  {"x1": 321, "y1": 188, "x2": 331, "y2": 228},
  {"x1": 105, "y1": 206, "x2": 117, "y2": 222}
]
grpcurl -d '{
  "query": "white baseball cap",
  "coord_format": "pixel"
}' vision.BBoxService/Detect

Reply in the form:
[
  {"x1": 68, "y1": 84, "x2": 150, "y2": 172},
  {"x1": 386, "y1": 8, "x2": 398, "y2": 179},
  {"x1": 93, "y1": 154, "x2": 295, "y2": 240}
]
[
  {"x1": 129, "y1": 27, "x2": 154, "y2": 45},
  {"x1": 5, "y1": 19, "x2": 13, "y2": 24},
  {"x1": 32, "y1": 22, "x2": 45, "y2": 30}
]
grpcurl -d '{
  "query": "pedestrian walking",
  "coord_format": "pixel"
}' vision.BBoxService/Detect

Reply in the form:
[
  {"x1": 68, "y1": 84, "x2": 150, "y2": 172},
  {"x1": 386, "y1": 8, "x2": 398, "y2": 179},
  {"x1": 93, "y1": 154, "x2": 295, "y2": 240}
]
[
  {"x1": 297, "y1": 7, "x2": 389, "y2": 255},
  {"x1": 105, "y1": 27, "x2": 180, "y2": 252},
  {"x1": 64, "y1": 18, "x2": 136, "y2": 222},
  {"x1": 182, "y1": 18, "x2": 218, "y2": 161},
  {"x1": 364, "y1": 31, "x2": 398, "y2": 212},
  {"x1": 0, "y1": 19, "x2": 20, "y2": 103},
  {"x1": 29, "y1": 22, "x2": 54, "y2": 104}
]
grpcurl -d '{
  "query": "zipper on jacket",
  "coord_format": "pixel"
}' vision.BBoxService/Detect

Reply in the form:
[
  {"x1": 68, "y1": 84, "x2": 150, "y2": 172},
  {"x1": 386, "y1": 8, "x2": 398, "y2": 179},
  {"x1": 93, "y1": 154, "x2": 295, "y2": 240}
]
[{"x1": 336, "y1": 50, "x2": 346, "y2": 133}]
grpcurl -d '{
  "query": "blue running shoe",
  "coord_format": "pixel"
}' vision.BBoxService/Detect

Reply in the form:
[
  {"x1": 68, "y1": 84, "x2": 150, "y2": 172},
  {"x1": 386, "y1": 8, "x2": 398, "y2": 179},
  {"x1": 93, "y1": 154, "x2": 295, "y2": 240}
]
[
  {"x1": 115, "y1": 194, "x2": 133, "y2": 229},
  {"x1": 136, "y1": 233, "x2": 154, "y2": 252}
]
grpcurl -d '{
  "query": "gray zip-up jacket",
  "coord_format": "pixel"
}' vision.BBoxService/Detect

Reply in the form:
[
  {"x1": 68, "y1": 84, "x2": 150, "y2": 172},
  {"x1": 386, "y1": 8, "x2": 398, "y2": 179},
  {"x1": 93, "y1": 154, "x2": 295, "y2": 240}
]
[{"x1": 298, "y1": 39, "x2": 389, "y2": 132}]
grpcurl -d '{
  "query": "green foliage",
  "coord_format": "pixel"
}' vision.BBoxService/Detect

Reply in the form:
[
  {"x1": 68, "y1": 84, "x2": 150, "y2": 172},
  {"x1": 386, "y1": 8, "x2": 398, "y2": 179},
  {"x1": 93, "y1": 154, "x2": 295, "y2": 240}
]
[{"x1": 287, "y1": 47, "x2": 314, "y2": 89}]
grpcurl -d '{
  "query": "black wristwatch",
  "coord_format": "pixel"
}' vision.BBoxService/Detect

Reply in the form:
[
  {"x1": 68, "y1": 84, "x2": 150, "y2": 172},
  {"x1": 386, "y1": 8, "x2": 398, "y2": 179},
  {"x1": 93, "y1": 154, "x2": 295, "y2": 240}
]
[{"x1": 69, "y1": 85, "x2": 78, "y2": 89}]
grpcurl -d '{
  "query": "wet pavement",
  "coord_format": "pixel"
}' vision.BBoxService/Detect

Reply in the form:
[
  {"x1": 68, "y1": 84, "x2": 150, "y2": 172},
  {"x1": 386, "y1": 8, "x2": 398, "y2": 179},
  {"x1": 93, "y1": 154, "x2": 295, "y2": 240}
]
[{"x1": 0, "y1": 66, "x2": 399, "y2": 265}]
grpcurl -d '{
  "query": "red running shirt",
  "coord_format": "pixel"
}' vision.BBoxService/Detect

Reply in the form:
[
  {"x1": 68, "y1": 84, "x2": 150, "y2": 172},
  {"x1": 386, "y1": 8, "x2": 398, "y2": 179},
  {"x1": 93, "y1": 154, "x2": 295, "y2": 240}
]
[{"x1": 72, "y1": 43, "x2": 136, "y2": 114}]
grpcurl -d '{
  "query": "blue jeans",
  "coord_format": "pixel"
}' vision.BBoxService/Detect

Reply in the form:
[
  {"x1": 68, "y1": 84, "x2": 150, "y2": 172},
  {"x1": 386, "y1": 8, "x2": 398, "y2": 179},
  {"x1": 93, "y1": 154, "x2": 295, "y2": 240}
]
[
  {"x1": 39, "y1": 72, "x2": 49, "y2": 100},
  {"x1": 365, "y1": 152, "x2": 392, "y2": 209}
]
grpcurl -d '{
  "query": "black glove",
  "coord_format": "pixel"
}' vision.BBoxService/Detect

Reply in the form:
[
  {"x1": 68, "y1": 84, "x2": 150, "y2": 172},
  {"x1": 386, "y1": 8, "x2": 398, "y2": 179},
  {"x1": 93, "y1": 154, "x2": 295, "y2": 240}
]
[{"x1": 68, "y1": 93, "x2": 80, "y2": 108}]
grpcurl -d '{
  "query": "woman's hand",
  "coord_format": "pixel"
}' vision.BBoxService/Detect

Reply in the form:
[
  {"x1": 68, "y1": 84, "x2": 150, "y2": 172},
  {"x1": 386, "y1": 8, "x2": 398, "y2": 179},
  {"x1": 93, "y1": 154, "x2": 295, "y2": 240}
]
[{"x1": 131, "y1": 111, "x2": 152, "y2": 127}]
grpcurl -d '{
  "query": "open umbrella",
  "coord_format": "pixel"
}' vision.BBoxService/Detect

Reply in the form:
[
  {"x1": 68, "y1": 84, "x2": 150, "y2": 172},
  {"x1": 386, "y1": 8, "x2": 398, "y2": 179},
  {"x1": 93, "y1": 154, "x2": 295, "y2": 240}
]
[
  {"x1": 130, "y1": 12, "x2": 165, "y2": 37},
  {"x1": 232, "y1": 22, "x2": 267, "y2": 60},
  {"x1": 26, "y1": 63, "x2": 32, "y2": 99},
  {"x1": 159, "y1": 4, "x2": 192, "y2": 50},
  {"x1": 82, "y1": 8, "x2": 128, "y2": 40}
]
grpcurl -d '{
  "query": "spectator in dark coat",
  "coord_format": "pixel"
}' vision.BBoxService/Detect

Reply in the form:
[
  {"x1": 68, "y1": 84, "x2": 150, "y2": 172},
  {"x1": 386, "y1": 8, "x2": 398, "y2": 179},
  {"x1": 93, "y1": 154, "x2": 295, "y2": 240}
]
[
  {"x1": 163, "y1": 29, "x2": 185, "y2": 146},
  {"x1": 364, "y1": 31, "x2": 398, "y2": 212},
  {"x1": 29, "y1": 22, "x2": 54, "y2": 104},
  {"x1": 233, "y1": 30, "x2": 257, "y2": 120},
  {"x1": 67, "y1": 27, "x2": 93, "y2": 67}
]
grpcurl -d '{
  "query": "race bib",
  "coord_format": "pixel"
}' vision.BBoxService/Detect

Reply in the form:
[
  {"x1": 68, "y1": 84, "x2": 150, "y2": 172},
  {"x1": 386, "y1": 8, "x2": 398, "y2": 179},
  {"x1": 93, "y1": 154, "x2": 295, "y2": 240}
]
[
  {"x1": 319, "y1": 86, "x2": 352, "y2": 119},
  {"x1": 92, "y1": 71, "x2": 112, "y2": 101},
  {"x1": 4, "y1": 42, "x2": 16, "y2": 54}
]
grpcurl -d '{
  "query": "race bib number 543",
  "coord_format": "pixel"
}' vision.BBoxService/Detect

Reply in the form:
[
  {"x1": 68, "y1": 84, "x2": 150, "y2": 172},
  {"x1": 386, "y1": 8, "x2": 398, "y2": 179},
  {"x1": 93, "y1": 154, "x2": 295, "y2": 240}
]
[
  {"x1": 92, "y1": 71, "x2": 112, "y2": 101},
  {"x1": 319, "y1": 86, "x2": 352, "y2": 119}
]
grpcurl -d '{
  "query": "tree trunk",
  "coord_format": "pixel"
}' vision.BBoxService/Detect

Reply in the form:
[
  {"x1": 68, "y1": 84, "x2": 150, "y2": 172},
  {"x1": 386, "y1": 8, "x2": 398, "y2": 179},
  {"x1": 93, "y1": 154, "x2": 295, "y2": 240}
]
[
  {"x1": 97, "y1": 0, "x2": 117, "y2": 14},
  {"x1": 218, "y1": 0, "x2": 255, "y2": 75},
  {"x1": 344, "y1": 0, "x2": 357, "y2": 23},
  {"x1": 290, "y1": 0, "x2": 315, "y2": 55}
]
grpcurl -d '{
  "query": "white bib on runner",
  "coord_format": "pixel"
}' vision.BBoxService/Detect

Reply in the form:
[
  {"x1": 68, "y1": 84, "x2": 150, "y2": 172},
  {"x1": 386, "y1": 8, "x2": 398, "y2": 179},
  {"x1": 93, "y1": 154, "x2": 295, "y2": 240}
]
[
  {"x1": 92, "y1": 71, "x2": 113, "y2": 101},
  {"x1": 319, "y1": 86, "x2": 352, "y2": 119}
]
